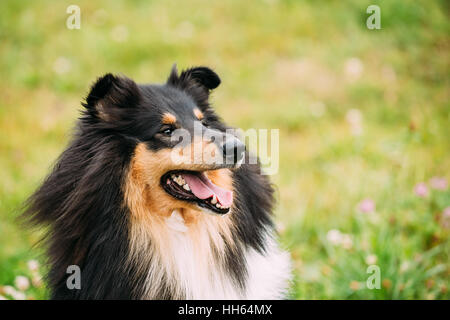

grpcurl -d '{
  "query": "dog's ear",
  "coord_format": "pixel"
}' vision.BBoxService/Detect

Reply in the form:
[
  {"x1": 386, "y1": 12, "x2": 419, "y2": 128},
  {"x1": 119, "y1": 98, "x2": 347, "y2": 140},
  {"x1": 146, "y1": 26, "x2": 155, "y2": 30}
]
[
  {"x1": 167, "y1": 65, "x2": 221, "y2": 91},
  {"x1": 180, "y1": 66, "x2": 221, "y2": 90},
  {"x1": 84, "y1": 74, "x2": 141, "y2": 121}
]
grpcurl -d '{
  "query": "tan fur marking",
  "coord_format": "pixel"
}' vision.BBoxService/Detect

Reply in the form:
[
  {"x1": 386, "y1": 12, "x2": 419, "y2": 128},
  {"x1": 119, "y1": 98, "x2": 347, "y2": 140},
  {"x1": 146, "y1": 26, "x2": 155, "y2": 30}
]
[
  {"x1": 162, "y1": 112, "x2": 177, "y2": 124},
  {"x1": 173, "y1": 138, "x2": 221, "y2": 168},
  {"x1": 193, "y1": 108, "x2": 204, "y2": 120},
  {"x1": 124, "y1": 143, "x2": 236, "y2": 298}
]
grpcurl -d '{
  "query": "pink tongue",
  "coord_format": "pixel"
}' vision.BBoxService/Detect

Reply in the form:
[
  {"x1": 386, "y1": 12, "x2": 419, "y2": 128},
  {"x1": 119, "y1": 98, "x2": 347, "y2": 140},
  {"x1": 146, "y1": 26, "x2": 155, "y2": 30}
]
[{"x1": 182, "y1": 173, "x2": 233, "y2": 208}]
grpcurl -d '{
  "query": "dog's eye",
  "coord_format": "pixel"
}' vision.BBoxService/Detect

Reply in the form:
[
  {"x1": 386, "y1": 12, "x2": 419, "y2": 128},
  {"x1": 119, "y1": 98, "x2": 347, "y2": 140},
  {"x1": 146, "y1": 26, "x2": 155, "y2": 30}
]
[{"x1": 160, "y1": 127, "x2": 174, "y2": 136}]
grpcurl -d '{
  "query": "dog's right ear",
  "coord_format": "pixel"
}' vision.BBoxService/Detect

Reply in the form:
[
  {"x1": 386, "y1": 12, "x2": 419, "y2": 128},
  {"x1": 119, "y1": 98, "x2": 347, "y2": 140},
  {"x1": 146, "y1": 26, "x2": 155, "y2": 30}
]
[
  {"x1": 167, "y1": 65, "x2": 221, "y2": 92},
  {"x1": 84, "y1": 74, "x2": 141, "y2": 121}
]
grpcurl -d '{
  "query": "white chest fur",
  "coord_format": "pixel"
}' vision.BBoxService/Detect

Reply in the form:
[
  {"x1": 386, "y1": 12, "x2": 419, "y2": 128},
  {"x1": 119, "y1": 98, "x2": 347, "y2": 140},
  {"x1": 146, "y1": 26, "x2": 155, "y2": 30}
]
[{"x1": 158, "y1": 210, "x2": 292, "y2": 299}]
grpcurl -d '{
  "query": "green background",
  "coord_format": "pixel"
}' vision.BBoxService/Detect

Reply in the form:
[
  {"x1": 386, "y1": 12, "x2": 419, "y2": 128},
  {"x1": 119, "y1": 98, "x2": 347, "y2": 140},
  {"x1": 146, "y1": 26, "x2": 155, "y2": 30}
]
[{"x1": 0, "y1": 0, "x2": 449, "y2": 299}]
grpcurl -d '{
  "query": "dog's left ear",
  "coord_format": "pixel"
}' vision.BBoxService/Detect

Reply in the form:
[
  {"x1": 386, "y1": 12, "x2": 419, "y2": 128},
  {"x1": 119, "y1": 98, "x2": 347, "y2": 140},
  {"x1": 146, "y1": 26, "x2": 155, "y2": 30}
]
[{"x1": 167, "y1": 65, "x2": 221, "y2": 91}]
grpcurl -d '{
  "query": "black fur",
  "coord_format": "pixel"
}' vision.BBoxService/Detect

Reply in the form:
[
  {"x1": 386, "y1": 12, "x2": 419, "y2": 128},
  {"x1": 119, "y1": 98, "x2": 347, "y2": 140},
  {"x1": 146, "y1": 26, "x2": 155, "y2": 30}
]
[{"x1": 23, "y1": 66, "x2": 274, "y2": 299}]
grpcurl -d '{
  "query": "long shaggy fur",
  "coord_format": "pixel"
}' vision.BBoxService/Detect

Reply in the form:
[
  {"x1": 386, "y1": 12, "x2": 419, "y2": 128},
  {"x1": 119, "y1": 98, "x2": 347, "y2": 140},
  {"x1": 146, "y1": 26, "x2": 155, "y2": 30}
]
[{"x1": 23, "y1": 66, "x2": 291, "y2": 299}]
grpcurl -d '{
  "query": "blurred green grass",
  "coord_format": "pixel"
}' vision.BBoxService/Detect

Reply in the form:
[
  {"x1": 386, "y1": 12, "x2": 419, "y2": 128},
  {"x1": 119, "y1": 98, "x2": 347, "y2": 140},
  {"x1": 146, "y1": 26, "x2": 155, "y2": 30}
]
[{"x1": 0, "y1": 0, "x2": 449, "y2": 299}]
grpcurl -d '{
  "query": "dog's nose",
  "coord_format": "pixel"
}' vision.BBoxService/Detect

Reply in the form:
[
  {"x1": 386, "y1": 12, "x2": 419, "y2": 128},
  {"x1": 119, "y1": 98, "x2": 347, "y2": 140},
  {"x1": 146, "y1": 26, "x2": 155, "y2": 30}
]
[{"x1": 222, "y1": 138, "x2": 246, "y2": 164}]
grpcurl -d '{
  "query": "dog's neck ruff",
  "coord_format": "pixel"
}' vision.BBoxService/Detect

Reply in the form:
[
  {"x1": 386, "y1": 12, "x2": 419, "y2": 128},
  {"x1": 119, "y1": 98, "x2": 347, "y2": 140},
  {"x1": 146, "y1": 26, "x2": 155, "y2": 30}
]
[{"x1": 130, "y1": 210, "x2": 291, "y2": 299}]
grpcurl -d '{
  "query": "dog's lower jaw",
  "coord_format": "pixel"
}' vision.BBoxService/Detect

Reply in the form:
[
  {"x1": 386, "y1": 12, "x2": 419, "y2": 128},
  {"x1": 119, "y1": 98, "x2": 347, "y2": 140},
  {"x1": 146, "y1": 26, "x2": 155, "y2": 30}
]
[{"x1": 133, "y1": 209, "x2": 291, "y2": 300}]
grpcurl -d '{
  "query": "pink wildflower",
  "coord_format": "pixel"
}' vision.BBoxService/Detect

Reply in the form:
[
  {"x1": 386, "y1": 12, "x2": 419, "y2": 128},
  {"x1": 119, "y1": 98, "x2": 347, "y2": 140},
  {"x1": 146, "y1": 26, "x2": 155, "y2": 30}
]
[
  {"x1": 429, "y1": 177, "x2": 447, "y2": 190},
  {"x1": 358, "y1": 198, "x2": 375, "y2": 213},
  {"x1": 414, "y1": 182, "x2": 428, "y2": 197}
]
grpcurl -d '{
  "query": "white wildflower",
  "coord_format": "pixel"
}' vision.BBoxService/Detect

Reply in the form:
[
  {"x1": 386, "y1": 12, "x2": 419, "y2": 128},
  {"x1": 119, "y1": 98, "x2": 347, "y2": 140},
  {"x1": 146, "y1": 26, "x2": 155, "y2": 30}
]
[
  {"x1": 344, "y1": 57, "x2": 364, "y2": 80},
  {"x1": 365, "y1": 254, "x2": 377, "y2": 265},
  {"x1": 326, "y1": 229, "x2": 342, "y2": 245},
  {"x1": 345, "y1": 108, "x2": 363, "y2": 136},
  {"x1": 341, "y1": 234, "x2": 353, "y2": 249},
  {"x1": 27, "y1": 260, "x2": 39, "y2": 272},
  {"x1": 52, "y1": 57, "x2": 72, "y2": 75},
  {"x1": 3, "y1": 285, "x2": 26, "y2": 300},
  {"x1": 15, "y1": 276, "x2": 30, "y2": 291}
]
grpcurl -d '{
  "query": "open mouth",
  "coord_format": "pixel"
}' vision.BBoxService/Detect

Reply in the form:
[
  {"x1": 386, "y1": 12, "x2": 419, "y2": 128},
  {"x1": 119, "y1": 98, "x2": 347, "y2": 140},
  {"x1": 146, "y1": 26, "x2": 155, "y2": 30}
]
[{"x1": 161, "y1": 170, "x2": 233, "y2": 214}]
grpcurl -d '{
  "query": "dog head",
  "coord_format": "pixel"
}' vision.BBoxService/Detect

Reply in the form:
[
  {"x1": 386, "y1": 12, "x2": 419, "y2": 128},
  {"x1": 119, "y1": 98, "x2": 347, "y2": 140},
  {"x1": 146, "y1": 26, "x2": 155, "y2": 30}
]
[{"x1": 84, "y1": 66, "x2": 245, "y2": 216}]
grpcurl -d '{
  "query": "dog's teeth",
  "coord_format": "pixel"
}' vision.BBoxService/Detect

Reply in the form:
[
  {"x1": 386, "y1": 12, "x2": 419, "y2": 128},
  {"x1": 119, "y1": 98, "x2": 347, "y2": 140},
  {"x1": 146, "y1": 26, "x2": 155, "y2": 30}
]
[
  {"x1": 183, "y1": 184, "x2": 190, "y2": 191},
  {"x1": 211, "y1": 195, "x2": 217, "y2": 204},
  {"x1": 216, "y1": 203, "x2": 220, "y2": 208}
]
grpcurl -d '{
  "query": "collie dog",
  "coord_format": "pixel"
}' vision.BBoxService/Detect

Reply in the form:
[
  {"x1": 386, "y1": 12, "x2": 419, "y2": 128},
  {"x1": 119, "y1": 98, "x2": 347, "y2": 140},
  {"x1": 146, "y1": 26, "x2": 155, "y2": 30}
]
[{"x1": 24, "y1": 66, "x2": 291, "y2": 299}]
